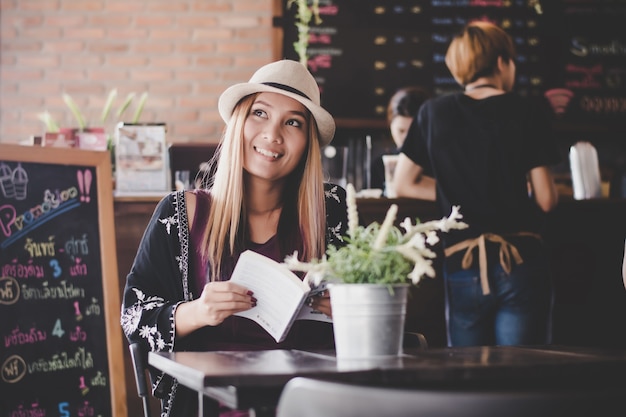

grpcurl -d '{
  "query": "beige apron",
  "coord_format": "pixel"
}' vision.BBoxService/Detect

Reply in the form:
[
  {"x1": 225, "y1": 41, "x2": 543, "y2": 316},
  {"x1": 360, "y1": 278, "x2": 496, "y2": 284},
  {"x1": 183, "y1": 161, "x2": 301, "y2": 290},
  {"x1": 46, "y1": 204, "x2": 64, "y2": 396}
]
[{"x1": 444, "y1": 232, "x2": 541, "y2": 295}]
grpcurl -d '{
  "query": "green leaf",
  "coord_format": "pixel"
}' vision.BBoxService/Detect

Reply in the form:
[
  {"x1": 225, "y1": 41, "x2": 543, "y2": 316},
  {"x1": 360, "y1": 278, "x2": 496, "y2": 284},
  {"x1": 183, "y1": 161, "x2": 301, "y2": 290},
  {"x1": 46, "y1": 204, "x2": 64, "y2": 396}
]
[
  {"x1": 62, "y1": 93, "x2": 86, "y2": 130},
  {"x1": 132, "y1": 92, "x2": 148, "y2": 123},
  {"x1": 116, "y1": 92, "x2": 136, "y2": 120},
  {"x1": 100, "y1": 88, "x2": 118, "y2": 123},
  {"x1": 37, "y1": 111, "x2": 60, "y2": 133}
]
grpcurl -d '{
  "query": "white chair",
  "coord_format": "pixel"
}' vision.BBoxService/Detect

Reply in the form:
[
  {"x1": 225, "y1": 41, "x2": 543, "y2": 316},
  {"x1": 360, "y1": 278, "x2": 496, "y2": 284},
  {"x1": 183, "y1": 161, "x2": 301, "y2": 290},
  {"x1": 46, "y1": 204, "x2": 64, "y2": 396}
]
[{"x1": 276, "y1": 376, "x2": 624, "y2": 417}]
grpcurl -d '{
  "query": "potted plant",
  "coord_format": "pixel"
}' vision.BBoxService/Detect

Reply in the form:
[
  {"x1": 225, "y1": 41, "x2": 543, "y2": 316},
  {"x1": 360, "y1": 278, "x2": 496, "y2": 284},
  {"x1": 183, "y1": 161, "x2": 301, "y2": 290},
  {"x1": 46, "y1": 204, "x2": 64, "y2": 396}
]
[
  {"x1": 284, "y1": 183, "x2": 467, "y2": 359},
  {"x1": 38, "y1": 89, "x2": 148, "y2": 151}
]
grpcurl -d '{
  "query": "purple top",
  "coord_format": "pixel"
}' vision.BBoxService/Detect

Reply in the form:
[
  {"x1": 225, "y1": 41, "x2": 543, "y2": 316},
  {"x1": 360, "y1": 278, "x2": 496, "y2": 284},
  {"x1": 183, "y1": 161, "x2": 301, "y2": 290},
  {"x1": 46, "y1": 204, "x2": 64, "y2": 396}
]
[{"x1": 189, "y1": 190, "x2": 334, "y2": 351}]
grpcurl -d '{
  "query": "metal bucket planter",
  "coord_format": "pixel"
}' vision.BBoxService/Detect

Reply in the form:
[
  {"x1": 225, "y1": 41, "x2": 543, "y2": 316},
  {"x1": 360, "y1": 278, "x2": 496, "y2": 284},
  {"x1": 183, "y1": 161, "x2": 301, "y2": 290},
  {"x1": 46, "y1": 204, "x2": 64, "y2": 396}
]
[{"x1": 329, "y1": 283, "x2": 409, "y2": 359}]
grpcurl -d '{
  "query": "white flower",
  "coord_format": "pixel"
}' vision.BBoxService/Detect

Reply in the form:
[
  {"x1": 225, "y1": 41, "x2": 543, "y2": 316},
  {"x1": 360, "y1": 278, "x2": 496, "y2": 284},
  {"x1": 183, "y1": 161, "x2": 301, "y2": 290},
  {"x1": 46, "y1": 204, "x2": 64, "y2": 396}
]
[
  {"x1": 284, "y1": 251, "x2": 327, "y2": 273},
  {"x1": 346, "y1": 183, "x2": 359, "y2": 238},
  {"x1": 425, "y1": 231, "x2": 440, "y2": 246},
  {"x1": 435, "y1": 205, "x2": 467, "y2": 232},
  {"x1": 373, "y1": 204, "x2": 397, "y2": 250},
  {"x1": 283, "y1": 184, "x2": 468, "y2": 286},
  {"x1": 408, "y1": 258, "x2": 436, "y2": 284},
  {"x1": 401, "y1": 205, "x2": 467, "y2": 238}
]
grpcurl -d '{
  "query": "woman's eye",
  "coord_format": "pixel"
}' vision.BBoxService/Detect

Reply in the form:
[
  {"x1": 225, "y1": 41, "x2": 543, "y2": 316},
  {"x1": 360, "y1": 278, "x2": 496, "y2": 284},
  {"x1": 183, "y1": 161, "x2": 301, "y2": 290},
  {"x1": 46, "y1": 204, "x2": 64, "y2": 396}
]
[
  {"x1": 286, "y1": 119, "x2": 303, "y2": 128},
  {"x1": 252, "y1": 109, "x2": 266, "y2": 118}
]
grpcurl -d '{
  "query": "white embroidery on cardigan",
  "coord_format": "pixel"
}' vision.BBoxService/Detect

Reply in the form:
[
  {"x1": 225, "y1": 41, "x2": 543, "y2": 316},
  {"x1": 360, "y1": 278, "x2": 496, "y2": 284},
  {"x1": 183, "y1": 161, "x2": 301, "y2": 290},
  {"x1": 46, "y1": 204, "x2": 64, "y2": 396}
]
[
  {"x1": 325, "y1": 184, "x2": 341, "y2": 202},
  {"x1": 158, "y1": 215, "x2": 177, "y2": 234}
]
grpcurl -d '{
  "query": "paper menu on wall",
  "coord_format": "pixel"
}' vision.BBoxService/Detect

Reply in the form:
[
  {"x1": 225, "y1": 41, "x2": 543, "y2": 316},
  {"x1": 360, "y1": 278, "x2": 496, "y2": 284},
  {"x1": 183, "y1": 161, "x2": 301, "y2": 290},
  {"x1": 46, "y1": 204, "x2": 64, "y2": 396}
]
[{"x1": 231, "y1": 250, "x2": 331, "y2": 343}]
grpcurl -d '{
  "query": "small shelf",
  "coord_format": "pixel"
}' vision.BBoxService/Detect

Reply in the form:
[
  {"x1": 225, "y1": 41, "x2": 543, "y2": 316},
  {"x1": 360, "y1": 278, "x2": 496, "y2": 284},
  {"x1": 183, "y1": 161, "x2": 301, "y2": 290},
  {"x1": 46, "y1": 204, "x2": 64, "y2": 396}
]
[{"x1": 552, "y1": 120, "x2": 626, "y2": 135}]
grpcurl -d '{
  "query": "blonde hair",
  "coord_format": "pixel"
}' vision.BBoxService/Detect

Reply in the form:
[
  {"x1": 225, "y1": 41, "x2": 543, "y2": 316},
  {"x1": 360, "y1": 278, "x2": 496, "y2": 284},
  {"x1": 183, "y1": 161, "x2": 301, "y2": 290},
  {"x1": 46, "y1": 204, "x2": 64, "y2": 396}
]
[
  {"x1": 445, "y1": 21, "x2": 516, "y2": 87},
  {"x1": 201, "y1": 93, "x2": 327, "y2": 280}
]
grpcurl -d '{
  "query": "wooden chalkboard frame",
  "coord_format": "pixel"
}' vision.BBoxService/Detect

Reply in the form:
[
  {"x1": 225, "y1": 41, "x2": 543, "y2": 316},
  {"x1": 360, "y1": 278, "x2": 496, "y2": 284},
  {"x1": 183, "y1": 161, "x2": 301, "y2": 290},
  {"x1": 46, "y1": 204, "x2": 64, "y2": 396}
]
[{"x1": 0, "y1": 144, "x2": 127, "y2": 417}]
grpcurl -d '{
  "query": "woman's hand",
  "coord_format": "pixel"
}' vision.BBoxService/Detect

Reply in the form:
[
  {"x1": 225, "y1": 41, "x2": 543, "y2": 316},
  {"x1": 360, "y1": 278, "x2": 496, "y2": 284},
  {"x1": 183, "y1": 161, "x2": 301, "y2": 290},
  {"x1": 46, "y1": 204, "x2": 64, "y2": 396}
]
[
  {"x1": 175, "y1": 281, "x2": 256, "y2": 337},
  {"x1": 307, "y1": 290, "x2": 332, "y2": 318}
]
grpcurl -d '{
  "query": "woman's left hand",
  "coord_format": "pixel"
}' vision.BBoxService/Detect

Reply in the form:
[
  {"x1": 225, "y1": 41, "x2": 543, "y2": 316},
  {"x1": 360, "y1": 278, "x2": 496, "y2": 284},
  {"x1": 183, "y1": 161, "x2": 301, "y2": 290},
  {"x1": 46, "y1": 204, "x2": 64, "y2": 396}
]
[{"x1": 307, "y1": 290, "x2": 332, "y2": 318}]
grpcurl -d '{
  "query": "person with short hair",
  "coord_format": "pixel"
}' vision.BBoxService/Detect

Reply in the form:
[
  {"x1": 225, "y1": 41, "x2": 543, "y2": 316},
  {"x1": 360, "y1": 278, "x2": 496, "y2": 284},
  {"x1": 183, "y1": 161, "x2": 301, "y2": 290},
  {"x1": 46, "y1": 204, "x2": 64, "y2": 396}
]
[
  {"x1": 121, "y1": 60, "x2": 348, "y2": 416},
  {"x1": 393, "y1": 21, "x2": 560, "y2": 347},
  {"x1": 370, "y1": 86, "x2": 431, "y2": 193},
  {"x1": 386, "y1": 86, "x2": 431, "y2": 149}
]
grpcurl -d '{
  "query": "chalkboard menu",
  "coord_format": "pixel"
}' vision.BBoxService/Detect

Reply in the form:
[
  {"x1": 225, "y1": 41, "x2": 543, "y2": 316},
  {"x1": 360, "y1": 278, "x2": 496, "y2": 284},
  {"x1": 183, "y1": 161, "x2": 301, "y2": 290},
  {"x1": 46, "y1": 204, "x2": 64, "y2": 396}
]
[
  {"x1": 541, "y1": 0, "x2": 626, "y2": 123},
  {"x1": 281, "y1": 0, "x2": 548, "y2": 121},
  {"x1": 280, "y1": 0, "x2": 626, "y2": 125},
  {"x1": 0, "y1": 145, "x2": 126, "y2": 417}
]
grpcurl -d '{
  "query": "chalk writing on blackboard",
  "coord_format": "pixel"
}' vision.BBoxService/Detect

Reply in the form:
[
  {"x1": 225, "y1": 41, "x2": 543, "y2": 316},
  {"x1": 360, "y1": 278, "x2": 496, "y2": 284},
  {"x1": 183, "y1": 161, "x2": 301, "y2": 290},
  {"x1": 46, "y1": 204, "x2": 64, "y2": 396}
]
[
  {"x1": 281, "y1": 0, "x2": 546, "y2": 121},
  {"x1": 0, "y1": 145, "x2": 125, "y2": 417}
]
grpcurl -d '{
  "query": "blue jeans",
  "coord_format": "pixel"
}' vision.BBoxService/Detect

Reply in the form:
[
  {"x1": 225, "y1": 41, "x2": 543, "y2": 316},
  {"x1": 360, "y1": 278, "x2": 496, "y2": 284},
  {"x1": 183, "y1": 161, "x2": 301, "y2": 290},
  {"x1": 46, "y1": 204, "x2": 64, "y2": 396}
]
[{"x1": 444, "y1": 253, "x2": 553, "y2": 347}]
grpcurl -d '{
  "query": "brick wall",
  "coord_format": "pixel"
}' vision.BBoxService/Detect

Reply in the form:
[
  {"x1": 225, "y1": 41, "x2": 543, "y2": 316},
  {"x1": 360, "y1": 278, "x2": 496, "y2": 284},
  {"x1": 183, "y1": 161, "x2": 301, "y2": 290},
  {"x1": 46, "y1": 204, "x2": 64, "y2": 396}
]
[{"x1": 0, "y1": 0, "x2": 281, "y2": 145}]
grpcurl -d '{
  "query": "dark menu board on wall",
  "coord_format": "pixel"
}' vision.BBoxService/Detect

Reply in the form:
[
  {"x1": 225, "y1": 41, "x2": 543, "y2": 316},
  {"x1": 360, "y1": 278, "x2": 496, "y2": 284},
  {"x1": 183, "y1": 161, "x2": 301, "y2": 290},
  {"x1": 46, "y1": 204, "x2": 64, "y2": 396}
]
[
  {"x1": 542, "y1": 0, "x2": 626, "y2": 123},
  {"x1": 281, "y1": 0, "x2": 548, "y2": 121},
  {"x1": 0, "y1": 145, "x2": 126, "y2": 417},
  {"x1": 280, "y1": 0, "x2": 625, "y2": 124}
]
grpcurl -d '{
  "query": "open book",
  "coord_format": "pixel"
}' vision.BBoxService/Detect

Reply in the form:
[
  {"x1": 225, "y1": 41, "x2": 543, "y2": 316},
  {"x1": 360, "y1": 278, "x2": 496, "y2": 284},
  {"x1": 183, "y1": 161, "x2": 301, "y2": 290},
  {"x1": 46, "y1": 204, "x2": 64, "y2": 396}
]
[{"x1": 231, "y1": 250, "x2": 331, "y2": 343}]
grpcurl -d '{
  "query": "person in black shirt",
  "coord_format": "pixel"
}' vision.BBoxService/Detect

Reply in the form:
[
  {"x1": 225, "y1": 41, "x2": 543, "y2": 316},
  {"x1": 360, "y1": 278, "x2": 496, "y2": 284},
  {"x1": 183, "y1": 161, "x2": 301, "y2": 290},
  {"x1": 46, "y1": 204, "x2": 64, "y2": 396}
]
[
  {"x1": 370, "y1": 86, "x2": 430, "y2": 195},
  {"x1": 393, "y1": 21, "x2": 560, "y2": 347}
]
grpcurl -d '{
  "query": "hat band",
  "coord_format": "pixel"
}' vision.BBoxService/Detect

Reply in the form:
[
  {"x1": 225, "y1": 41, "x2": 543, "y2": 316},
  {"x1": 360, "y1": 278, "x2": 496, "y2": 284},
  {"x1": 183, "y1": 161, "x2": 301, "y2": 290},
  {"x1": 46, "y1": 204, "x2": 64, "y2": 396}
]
[{"x1": 262, "y1": 82, "x2": 310, "y2": 100}]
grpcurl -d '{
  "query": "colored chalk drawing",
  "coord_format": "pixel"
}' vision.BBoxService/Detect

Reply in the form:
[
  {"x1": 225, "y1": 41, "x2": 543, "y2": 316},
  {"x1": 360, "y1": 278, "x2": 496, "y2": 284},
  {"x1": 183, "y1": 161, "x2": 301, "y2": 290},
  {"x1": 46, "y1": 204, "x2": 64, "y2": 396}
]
[{"x1": 0, "y1": 144, "x2": 125, "y2": 417}]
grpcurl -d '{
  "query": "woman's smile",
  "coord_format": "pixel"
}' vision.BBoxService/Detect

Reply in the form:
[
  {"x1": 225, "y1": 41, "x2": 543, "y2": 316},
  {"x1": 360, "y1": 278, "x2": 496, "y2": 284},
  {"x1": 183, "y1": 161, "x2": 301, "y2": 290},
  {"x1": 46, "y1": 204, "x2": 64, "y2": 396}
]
[{"x1": 254, "y1": 145, "x2": 281, "y2": 160}]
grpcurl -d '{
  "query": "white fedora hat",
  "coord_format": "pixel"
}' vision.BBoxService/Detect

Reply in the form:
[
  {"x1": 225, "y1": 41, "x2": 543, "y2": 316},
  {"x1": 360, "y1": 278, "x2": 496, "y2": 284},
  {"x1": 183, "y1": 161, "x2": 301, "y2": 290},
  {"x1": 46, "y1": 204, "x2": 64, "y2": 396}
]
[{"x1": 218, "y1": 60, "x2": 335, "y2": 146}]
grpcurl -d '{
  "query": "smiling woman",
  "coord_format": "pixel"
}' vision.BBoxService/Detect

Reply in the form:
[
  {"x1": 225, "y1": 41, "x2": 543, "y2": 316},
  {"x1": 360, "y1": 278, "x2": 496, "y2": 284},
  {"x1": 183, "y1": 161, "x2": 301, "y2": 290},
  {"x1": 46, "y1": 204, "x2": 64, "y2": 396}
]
[
  {"x1": 241, "y1": 92, "x2": 309, "y2": 187},
  {"x1": 120, "y1": 60, "x2": 348, "y2": 417}
]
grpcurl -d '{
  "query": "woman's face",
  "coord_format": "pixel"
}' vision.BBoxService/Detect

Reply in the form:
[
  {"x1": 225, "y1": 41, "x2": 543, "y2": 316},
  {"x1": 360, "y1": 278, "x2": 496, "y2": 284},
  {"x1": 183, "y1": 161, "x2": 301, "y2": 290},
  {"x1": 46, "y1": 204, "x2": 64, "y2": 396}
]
[
  {"x1": 243, "y1": 92, "x2": 309, "y2": 183},
  {"x1": 389, "y1": 115, "x2": 413, "y2": 148}
]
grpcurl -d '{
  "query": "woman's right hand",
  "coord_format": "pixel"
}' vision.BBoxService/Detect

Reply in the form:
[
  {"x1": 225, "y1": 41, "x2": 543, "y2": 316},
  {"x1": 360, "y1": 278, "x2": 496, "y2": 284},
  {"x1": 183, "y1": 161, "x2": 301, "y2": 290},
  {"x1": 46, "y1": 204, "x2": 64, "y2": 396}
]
[{"x1": 175, "y1": 281, "x2": 256, "y2": 337}]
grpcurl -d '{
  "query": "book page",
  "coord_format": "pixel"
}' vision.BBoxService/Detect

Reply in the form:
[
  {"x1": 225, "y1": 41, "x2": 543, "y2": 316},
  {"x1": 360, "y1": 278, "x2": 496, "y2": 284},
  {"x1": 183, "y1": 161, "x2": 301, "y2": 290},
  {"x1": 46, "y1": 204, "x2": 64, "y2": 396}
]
[{"x1": 231, "y1": 250, "x2": 310, "y2": 342}]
